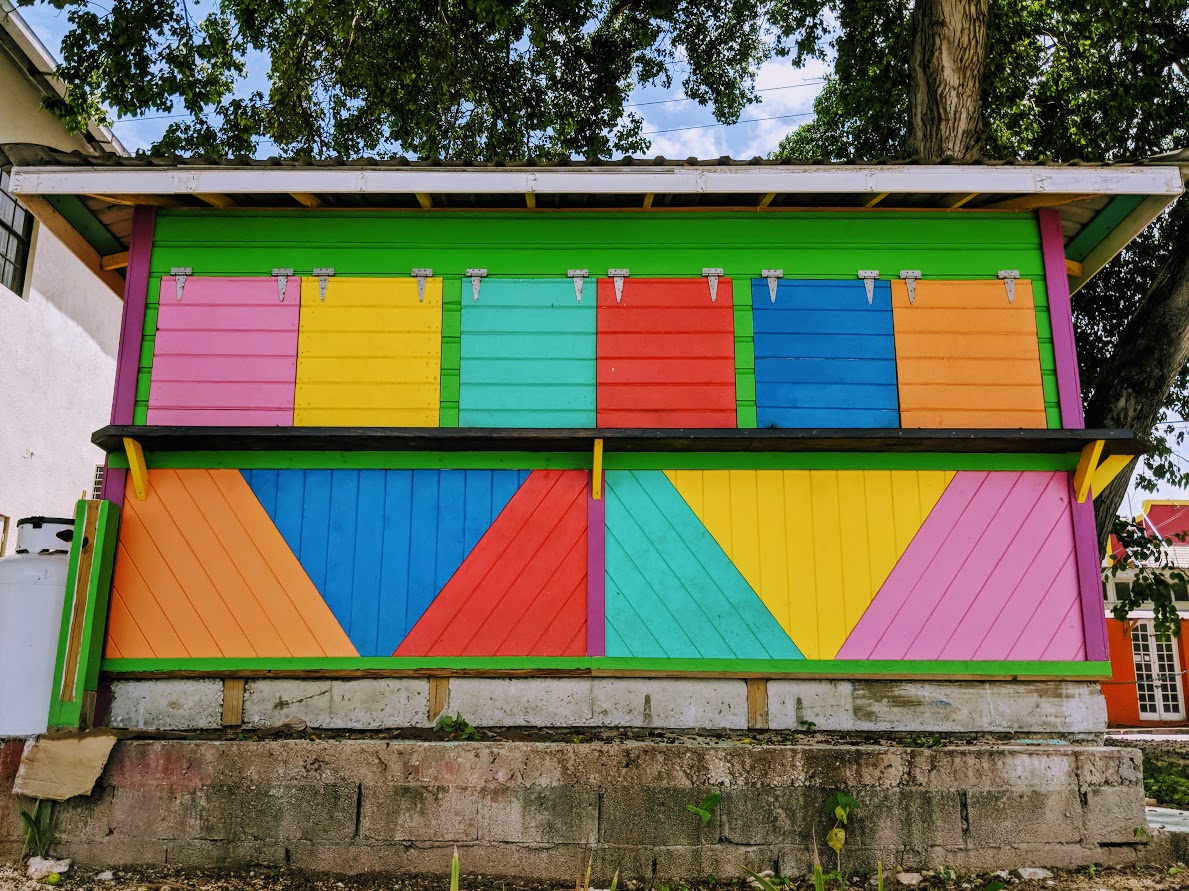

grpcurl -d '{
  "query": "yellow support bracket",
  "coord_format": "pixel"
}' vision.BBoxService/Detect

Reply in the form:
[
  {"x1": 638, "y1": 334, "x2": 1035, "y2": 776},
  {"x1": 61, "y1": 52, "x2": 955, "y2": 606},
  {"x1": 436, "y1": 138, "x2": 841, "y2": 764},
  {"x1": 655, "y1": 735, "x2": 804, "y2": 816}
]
[
  {"x1": 592, "y1": 438, "x2": 604, "y2": 500},
  {"x1": 123, "y1": 437, "x2": 148, "y2": 501},
  {"x1": 1091, "y1": 453, "x2": 1133, "y2": 500},
  {"x1": 1073, "y1": 439, "x2": 1133, "y2": 503}
]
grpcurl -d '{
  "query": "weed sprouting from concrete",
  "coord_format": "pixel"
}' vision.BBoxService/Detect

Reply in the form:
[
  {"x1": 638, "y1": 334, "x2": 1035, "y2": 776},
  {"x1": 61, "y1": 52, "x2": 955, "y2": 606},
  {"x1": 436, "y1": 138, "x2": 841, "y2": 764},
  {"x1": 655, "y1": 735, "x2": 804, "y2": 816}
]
[
  {"x1": 686, "y1": 792, "x2": 721, "y2": 826},
  {"x1": 18, "y1": 798, "x2": 56, "y2": 860},
  {"x1": 435, "y1": 712, "x2": 481, "y2": 741}
]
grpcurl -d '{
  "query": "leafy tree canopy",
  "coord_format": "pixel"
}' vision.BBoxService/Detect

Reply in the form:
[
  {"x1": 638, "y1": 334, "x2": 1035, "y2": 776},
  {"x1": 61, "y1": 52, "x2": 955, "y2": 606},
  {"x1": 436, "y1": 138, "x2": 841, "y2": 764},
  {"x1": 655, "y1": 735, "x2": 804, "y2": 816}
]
[
  {"x1": 23, "y1": 0, "x2": 828, "y2": 160},
  {"x1": 780, "y1": 0, "x2": 1189, "y2": 502}
]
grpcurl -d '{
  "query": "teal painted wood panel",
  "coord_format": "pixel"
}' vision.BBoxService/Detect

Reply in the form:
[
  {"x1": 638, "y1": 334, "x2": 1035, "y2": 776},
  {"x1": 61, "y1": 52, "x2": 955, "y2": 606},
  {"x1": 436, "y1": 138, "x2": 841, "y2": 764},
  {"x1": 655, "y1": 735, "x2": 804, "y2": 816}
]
[
  {"x1": 459, "y1": 278, "x2": 595, "y2": 427},
  {"x1": 136, "y1": 211, "x2": 1059, "y2": 425},
  {"x1": 603, "y1": 469, "x2": 803, "y2": 660}
]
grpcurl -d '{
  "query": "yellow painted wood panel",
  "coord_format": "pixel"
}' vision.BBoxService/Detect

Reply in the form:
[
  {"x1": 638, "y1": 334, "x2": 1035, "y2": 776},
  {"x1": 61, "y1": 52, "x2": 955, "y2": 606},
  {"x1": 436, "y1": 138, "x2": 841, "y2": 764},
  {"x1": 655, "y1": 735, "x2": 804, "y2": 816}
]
[
  {"x1": 665, "y1": 469, "x2": 955, "y2": 659},
  {"x1": 295, "y1": 277, "x2": 443, "y2": 426},
  {"x1": 891, "y1": 280, "x2": 1048, "y2": 429}
]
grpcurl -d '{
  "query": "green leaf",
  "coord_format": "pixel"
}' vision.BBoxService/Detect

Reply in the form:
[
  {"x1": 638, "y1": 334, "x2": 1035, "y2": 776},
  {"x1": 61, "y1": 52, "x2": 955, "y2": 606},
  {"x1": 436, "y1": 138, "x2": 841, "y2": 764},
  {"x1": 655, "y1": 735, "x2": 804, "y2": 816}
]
[
  {"x1": 742, "y1": 867, "x2": 782, "y2": 891},
  {"x1": 826, "y1": 826, "x2": 845, "y2": 853}
]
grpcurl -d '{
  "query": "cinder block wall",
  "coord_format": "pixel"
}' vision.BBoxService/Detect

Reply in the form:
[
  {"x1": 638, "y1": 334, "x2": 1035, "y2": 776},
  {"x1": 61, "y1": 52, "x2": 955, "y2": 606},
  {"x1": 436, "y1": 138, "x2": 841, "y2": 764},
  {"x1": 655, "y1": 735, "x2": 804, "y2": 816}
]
[
  {"x1": 0, "y1": 739, "x2": 1153, "y2": 878},
  {"x1": 105, "y1": 678, "x2": 1109, "y2": 737}
]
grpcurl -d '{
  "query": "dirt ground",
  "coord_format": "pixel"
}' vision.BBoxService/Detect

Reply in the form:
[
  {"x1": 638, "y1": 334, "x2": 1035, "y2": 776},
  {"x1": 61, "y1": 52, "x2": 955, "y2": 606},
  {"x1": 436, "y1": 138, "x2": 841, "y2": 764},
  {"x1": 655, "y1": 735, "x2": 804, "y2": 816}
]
[{"x1": 3, "y1": 862, "x2": 1189, "y2": 891}]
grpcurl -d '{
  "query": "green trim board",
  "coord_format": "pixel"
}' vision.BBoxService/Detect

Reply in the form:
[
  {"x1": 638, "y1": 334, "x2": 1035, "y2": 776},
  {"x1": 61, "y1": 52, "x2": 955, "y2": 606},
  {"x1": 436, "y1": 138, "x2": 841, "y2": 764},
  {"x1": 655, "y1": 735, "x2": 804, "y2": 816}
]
[
  {"x1": 733, "y1": 296, "x2": 757, "y2": 428},
  {"x1": 440, "y1": 276, "x2": 462, "y2": 426},
  {"x1": 105, "y1": 449, "x2": 1081, "y2": 472},
  {"x1": 101, "y1": 656, "x2": 1112, "y2": 677},
  {"x1": 46, "y1": 195, "x2": 125, "y2": 257},
  {"x1": 1064, "y1": 195, "x2": 1147, "y2": 262},
  {"x1": 134, "y1": 209, "x2": 1062, "y2": 428},
  {"x1": 48, "y1": 499, "x2": 122, "y2": 729}
]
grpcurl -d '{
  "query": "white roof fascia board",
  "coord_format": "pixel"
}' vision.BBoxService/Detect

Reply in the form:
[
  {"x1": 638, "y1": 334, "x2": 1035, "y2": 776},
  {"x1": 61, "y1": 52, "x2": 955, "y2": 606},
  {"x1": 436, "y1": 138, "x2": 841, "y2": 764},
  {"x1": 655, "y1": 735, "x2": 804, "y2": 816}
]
[
  {"x1": 9, "y1": 163, "x2": 1184, "y2": 199},
  {"x1": 0, "y1": 1, "x2": 128, "y2": 156}
]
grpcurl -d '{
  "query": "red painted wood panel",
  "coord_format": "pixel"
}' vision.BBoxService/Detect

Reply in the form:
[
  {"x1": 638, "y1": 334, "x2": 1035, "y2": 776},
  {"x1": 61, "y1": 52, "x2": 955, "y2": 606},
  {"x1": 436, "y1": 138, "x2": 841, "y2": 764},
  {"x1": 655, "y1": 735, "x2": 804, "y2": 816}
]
[
  {"x1": 597, "y1": 278, "x2": 737, "y2": 428},
  {"x1": 394, "y1": 470, "x2": 588, "y2": 656}
]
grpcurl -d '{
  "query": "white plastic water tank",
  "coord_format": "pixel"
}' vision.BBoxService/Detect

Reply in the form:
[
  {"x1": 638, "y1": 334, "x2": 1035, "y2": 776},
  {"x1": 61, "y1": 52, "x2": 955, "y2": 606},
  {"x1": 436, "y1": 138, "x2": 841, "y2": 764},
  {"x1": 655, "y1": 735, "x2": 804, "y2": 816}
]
[{"x1": 0, "y1": 516, "x2": 74, "y2": 736}]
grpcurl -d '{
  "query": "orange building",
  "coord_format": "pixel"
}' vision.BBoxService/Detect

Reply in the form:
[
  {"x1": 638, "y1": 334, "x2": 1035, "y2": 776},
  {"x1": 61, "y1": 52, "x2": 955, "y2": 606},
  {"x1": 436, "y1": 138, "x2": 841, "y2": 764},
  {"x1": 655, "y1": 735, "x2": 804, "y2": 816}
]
[{"x1": 1103, "y1": 501, "x2": 1189, "y2": 726}]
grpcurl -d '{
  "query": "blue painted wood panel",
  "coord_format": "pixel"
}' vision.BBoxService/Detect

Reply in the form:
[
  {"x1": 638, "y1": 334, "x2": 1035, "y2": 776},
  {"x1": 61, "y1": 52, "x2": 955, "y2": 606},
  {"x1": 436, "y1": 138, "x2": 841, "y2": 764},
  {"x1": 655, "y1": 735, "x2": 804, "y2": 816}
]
[
  {"x1": 603, "y1": 469, "x2": 803, "y2": 659},
  {"x1": 752, "y1": 279, "x2": 899, "y2": 428},
  {"x1": 243, "y1": 469, "x2": 528, "y2": 655},
  {"x1": 459, "y1": 278, "x2": 596, "y2": 427}
]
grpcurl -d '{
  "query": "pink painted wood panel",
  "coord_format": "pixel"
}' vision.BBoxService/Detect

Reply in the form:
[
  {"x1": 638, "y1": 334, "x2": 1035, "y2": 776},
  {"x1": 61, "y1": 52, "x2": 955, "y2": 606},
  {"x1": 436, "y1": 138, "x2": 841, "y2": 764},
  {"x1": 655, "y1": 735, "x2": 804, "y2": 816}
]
[
  {"x1": 147, "y1": 276, "x2": 300, "y2": 426},
  {"x1": 837, "y1": 471, "x2": 1085, "y2": 661}
]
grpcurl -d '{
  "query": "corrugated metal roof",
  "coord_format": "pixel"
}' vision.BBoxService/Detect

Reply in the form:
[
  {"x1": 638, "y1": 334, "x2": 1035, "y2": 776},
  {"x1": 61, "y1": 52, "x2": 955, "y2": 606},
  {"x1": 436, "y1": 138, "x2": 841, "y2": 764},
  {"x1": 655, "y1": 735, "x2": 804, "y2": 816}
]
[{"x1": 2, "y1": 140, "x2": 1183, "y2": 298}]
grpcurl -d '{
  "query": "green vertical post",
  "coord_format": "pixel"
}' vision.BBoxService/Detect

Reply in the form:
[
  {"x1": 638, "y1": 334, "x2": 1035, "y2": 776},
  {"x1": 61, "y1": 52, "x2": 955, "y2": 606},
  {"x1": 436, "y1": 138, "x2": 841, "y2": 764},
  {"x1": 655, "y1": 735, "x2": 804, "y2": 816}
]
[
  {"x1": 440, "y1": 276, "x2": 462, "y2": 427},
  {"x1": 734, "y1": 288, "x2": 757, "y2": 428},
  {"x1": 47, "y1": 499, "x2": 121, "y2": 729}
]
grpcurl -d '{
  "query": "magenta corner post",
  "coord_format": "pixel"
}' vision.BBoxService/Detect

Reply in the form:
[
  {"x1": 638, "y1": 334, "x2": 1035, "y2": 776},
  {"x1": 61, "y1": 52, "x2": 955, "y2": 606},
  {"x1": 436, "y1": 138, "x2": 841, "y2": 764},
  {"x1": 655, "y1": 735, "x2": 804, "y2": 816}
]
[
  {"x1": 108, "y1": 206, "x2": 156, "y2": 426},
  {"x1": 101, "y1": 206, "x2": 156, "y2": 506},
  {"x1": 1069, "y1": 479, "x2": 1110, "y2": 661},
  {"x1": 1038, "y1": 209, "x2": 1086, "y2": 429},
  {"x1": 587, "y1": 478, "x2": 606, "y2": 657}
]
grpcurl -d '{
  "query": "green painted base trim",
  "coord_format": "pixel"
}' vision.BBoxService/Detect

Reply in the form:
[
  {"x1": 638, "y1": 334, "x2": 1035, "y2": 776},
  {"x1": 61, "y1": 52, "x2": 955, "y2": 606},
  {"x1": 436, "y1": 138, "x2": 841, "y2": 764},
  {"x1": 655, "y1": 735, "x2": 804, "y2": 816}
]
[
  {"x1": 105, "y1": 450, "x2": 1080, "y2": 472},
  {"x1": 101, "y1": 657, "x2": 1111, "y2": 678}
]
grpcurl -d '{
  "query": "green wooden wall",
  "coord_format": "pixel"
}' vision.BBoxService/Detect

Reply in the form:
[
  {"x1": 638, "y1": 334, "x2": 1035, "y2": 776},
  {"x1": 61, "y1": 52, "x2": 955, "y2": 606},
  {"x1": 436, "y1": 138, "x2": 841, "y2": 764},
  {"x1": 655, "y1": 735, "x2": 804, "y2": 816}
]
[{"x1": 135, "y1": 210, "x2": 1061, "y2": 427}]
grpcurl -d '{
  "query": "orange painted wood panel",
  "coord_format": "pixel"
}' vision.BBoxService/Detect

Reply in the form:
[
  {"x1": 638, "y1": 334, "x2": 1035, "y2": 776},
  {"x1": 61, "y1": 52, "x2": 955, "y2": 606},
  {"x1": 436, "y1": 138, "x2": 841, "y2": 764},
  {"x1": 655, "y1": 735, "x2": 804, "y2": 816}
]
[
  {"x1": 597, "y1": 278, "x2": 737, "y2": 428},
  {"x1": 891, "y1": 280, "x2": 1047, "y2": 429},
  {"x1": 106, "y1": 469, "x2": 357, "y2": 658}
]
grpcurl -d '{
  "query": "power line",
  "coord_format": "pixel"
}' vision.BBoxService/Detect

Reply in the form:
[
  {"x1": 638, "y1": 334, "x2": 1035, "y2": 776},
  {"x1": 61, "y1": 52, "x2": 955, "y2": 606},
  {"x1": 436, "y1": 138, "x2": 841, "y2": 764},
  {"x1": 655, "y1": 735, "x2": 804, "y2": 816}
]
[
  {"x1": 115, "y1": 79, "x2": 829, "y2": 124},
  {"x1": 643, "y1": 110, "x2": 814, "y2": 135},
  {"x1": 626, "y1": 79, "x2": 825, "y2": 109}
]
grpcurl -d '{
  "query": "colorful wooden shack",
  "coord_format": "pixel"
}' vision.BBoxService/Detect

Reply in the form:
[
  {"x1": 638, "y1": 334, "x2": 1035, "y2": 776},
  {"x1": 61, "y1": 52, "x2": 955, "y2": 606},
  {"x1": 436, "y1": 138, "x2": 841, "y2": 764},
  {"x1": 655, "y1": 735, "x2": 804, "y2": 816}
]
[{"x1": 6, "y1": 147, "x2": 1183, "y2": 730}]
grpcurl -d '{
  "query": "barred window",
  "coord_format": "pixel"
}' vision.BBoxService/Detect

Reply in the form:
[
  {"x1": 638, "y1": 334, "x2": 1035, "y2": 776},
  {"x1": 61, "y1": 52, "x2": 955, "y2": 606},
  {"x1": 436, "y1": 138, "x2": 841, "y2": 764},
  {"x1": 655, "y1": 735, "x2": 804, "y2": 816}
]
[{"x1": 0, "y1": 167, "x2": 34, "y2": 296}]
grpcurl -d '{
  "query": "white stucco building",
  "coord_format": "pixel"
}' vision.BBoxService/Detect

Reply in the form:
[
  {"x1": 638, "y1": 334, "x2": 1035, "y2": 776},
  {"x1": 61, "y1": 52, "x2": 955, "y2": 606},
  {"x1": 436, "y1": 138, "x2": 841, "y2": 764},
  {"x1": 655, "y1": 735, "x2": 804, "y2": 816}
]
[{"x1": 0, "y1": 3, "x2": 125, "y2": 553}]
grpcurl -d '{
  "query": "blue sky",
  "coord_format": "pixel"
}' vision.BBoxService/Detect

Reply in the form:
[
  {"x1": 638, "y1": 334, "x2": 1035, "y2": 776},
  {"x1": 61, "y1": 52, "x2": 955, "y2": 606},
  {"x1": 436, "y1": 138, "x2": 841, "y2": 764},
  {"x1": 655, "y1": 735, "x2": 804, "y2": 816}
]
[{"x1": 18, "y1": 5, "x2": 830, "y2": 159}]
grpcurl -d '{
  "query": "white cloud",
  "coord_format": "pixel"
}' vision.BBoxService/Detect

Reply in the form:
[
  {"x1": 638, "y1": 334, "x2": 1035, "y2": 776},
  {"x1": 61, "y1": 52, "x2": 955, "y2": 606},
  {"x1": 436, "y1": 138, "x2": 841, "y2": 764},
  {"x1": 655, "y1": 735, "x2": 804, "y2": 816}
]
[{"x1": 631, "y1": 55, "x2": 831, "y2": 159}]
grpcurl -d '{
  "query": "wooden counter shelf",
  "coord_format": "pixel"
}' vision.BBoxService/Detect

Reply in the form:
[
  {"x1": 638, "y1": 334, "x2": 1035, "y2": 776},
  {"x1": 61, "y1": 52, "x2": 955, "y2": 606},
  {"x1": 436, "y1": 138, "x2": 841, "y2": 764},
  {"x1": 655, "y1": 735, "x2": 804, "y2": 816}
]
[{"x1": 93, "y1": 424, "x2": 1144, "y2": 456}]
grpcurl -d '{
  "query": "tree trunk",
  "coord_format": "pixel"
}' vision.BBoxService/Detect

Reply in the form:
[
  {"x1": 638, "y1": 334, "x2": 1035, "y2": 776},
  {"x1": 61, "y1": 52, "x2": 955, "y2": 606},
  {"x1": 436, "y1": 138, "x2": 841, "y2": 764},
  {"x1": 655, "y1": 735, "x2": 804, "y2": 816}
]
[
  {"x1": 1086, "y1": 204, "x2": 1189, "y2": 552},
  {"x1": 907, "y1": 0, "x2": 990, "y2": 161}
]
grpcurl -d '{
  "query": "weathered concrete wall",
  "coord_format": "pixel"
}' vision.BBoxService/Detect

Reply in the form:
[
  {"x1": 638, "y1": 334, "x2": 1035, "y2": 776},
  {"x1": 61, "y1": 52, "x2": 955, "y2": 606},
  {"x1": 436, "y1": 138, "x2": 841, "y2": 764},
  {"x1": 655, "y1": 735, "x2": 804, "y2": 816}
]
[
  {"x1": 0, "y1": 739, "x2": 1154, "y2": 878},
  {"x1": 108, "y1": 678, "x2": 1107, "y2": 735}
]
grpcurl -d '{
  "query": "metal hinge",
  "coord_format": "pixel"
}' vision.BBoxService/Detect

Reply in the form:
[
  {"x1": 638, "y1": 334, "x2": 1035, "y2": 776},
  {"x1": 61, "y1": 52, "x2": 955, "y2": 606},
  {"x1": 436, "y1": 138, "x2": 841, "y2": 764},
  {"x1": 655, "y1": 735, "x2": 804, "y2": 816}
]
[
  {"x1": 466, "y1": 268, "x2": 487, "y2": 302},
  {"x1": 858, "y1": 270, "x2": 880, "y2": 304},
  {"x1": 998, "y1": 269, "x2": 1020, "y2": 303},
  {"x1": 900, "y1": 270, "x2": 922, "y2": 304},
  {"x1": 608, "y1": 268, "x2": 630, "y2": 303},
  {"x1": 272, "y1": 268, "x2": 294, "y2": 302},
  {"x1": 567, "y1": 269, "x2": 589, "y2": 303},
  {"x1": 313, "y1": 267, "x2": 334, "y2": 301},
  {"x1": 170, "y1": 267, "x2": 192, "y2": 301},
  {"x1": 761, "y1": 269, "x2": 783, "y2": 303},
  {"x1": 702, "y1": 268, "x2": 724, "y2": 302},
  {"x1": 411, "y1": 268, "x2": 433, "y2": 302}
]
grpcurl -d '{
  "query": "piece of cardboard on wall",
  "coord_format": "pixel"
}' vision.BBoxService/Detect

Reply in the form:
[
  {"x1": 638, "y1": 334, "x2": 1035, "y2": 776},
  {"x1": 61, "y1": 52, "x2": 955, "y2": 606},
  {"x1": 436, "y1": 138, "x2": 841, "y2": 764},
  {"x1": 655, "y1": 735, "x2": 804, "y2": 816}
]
[{"x1": 12, "y1": 732, "x2": 117, "y2": 801}]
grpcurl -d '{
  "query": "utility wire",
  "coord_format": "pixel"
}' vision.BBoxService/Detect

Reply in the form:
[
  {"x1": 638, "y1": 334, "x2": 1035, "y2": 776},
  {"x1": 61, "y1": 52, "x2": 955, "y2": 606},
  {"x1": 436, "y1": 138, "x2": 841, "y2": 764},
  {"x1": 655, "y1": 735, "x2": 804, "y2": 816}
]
[
  {"x1": 116, "y1": 80, "x2": 828, "y2": 124},
  {"x1": 626, "y1": 79, "x2": 825, "y2": 109},
  {"x1": 643, "y1": 110, "x2": 814, "y2": 135}
]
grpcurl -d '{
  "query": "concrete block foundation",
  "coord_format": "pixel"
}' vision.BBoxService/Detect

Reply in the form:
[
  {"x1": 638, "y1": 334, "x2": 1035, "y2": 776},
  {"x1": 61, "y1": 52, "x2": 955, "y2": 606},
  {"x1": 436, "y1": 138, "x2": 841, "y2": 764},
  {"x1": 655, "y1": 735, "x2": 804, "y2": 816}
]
[
  {"x1": 107, "y1": 678, "x2": 1108, "y2": 735},
  {"x1": 0, "y1": 738, "x2": 1156, "y2": 878}
]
